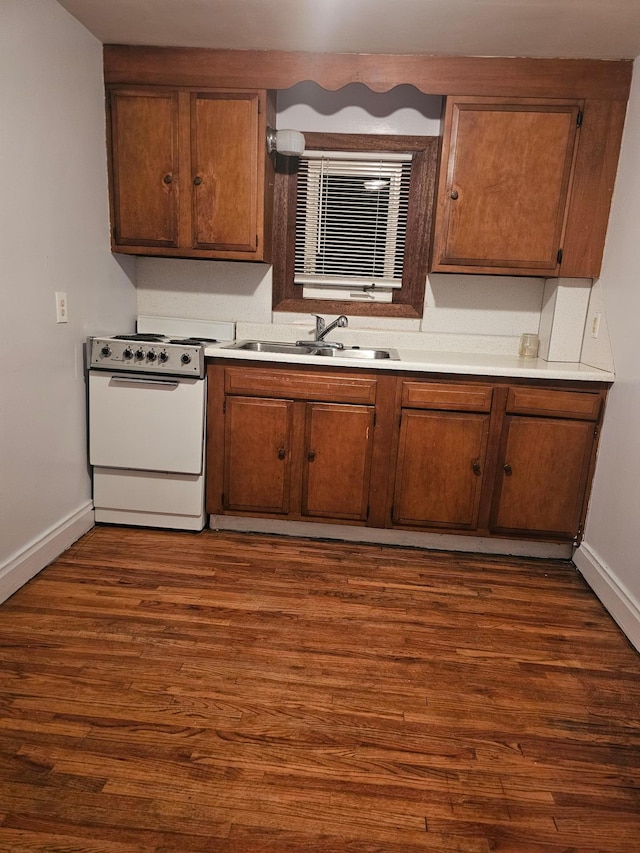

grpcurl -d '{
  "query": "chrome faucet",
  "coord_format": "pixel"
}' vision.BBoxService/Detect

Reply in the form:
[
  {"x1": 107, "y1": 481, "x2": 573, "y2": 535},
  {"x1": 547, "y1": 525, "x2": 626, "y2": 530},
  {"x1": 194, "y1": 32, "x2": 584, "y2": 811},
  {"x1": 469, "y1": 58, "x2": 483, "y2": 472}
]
[
  {"x1": 315, "y1": 314, "x2": 349, "y2": 348},
  {"x1": 315, "y1": 313, "x2": 348, "y2": 341},
  {"x1": 298, "y1": 314, "x2": 348, "y2": 349}
]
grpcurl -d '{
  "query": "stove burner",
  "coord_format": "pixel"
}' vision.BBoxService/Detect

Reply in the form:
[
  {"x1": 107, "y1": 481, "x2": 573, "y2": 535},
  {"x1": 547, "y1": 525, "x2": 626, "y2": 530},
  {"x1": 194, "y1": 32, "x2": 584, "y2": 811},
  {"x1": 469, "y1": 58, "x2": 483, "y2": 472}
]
[
  {"x1": 168, "y1": 337, "x2": 218, "y2": 344},
  {"x1": 112, "y1": 333, "x2": 164, "y2": 342}
]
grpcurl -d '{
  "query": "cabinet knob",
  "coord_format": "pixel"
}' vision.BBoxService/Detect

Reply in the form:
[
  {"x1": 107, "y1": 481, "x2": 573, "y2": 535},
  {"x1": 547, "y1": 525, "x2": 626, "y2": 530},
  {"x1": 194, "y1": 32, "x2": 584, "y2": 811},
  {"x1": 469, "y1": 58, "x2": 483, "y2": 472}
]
[
  {"x1": 277, "y1": 447, "x2": 286, "y2": 460},
  {"x1": 450, "y1": 189, "x2": 459, "y2": 200},
  {"x1": 163, "y1": 174, "x2": 172, "y2": 184},
  {"x1": 307, "y1": 450, "x2": 316, "y2": 462},
  {"x1": 193, "y1": 176, "x2": 203, "y2": 186},
  {"x1": 504, "y1": 463, "x2": 513, "y2": 476},
  {"x1": 472, "y1": 460, "x2": 481, "y2": 476}
]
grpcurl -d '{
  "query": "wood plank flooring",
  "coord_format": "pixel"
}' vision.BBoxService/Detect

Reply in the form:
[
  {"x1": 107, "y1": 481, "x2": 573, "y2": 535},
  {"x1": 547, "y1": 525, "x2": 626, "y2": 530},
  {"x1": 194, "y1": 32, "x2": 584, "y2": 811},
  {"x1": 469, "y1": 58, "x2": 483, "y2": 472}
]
[{"x1": 0, "y1": 525, "x2": 639, "y2": 852}]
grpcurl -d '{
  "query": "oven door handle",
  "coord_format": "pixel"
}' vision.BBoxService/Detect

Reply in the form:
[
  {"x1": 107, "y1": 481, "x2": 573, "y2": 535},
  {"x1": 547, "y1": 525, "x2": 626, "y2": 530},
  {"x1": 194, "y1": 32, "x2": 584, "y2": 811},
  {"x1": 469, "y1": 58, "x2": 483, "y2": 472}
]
[{"x1": 108, "y1": 375, "x2": 181, "y2": 388}]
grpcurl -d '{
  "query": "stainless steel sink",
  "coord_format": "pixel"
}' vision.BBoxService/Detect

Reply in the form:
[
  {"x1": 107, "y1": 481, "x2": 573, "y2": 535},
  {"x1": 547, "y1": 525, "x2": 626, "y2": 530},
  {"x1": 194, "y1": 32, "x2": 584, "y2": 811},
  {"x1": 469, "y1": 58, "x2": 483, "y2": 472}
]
[
  {"x1": 226, "y1": 341, "x2": 317, "y2": 354},
  {"x1": 313, "y1": 347, "x2": 400, "y2": 360},
  {"x1": 225, "y1": 341, "x2": 400, "y2": 360}
]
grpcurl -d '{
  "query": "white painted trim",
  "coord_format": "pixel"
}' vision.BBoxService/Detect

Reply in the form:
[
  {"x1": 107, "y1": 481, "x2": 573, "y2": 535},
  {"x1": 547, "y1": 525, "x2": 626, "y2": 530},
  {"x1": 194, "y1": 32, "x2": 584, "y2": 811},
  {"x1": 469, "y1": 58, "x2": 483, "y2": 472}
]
[
  {"x1": 95, "y1": 507, "x2": 205, "y2": 531},
  {"x1": 209, "y1": 515, "x2": 573, "y2": 559},
  {"x1": 0, "y1": 503, "x2": 95, "y2": 605},
  {"x1": 573, "y1": 541, "x2": 640, "y2": 652}
]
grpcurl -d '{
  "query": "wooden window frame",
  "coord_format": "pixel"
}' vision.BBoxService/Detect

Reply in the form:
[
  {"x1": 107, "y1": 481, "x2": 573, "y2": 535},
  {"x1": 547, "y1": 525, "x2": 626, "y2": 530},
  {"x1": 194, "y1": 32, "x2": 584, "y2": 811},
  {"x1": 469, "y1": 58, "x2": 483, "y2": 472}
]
[{"x1": 272, "y1": 133, "x2": 439, "y2": 318}]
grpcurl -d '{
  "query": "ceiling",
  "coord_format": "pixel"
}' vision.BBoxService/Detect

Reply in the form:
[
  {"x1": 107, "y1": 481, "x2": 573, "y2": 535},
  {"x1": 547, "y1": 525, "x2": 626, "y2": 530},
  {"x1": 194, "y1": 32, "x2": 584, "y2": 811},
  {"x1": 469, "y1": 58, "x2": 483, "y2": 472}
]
[{"x1": 56, "y1": 0, "x2": 640, "y2": 60}]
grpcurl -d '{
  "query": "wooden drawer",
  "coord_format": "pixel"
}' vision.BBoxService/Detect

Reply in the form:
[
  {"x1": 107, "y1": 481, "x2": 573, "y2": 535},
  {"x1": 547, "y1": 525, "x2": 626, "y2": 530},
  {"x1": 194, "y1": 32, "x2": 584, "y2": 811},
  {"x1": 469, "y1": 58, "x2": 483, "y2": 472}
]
[
  {"x1": 401, "y1": 381, "x2": 493, "y2": 412},
  {"x1": 506, "y1": 387, "x2": 601, "y2": 420},
  {"x1": 224, "y1": 366, "x2": 377, "y2": 404}
]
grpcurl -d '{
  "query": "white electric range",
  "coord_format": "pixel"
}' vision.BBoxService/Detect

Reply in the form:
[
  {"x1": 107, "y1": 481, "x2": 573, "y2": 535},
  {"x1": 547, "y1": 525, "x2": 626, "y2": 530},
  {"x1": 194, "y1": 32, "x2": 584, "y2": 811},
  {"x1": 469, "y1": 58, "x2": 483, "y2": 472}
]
[{"x1": 87, "y1": 316, "x2": 234, "y2": 531}]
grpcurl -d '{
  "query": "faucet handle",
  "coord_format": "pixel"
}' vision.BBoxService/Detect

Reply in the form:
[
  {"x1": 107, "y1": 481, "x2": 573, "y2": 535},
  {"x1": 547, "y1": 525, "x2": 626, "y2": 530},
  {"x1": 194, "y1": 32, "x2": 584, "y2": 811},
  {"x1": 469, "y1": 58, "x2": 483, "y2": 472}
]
[{"x1": 312, "y1": 313, "x2": 326, "y2": 334}]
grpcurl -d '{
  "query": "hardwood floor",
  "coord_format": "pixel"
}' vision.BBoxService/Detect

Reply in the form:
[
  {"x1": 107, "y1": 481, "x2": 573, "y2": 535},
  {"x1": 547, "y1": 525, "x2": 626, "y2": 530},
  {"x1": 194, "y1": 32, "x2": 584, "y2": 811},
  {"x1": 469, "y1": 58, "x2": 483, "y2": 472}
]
[{"x1": 0, "y1": 526, "x2": 639, "y2": 852}]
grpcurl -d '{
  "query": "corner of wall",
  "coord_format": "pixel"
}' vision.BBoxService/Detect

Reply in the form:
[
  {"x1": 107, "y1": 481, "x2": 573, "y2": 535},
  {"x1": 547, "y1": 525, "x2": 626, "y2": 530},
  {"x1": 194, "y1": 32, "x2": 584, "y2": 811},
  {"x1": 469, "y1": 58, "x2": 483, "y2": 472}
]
[
  {"x1": 573, "y1": 540, "x2": 640, "y2": 653},
  {"x1": 579, "y1": 279, "x2": 615, "y2": 373},
  {"x1": 0, "y1": 503, "x2": 94, "y2": 606}
]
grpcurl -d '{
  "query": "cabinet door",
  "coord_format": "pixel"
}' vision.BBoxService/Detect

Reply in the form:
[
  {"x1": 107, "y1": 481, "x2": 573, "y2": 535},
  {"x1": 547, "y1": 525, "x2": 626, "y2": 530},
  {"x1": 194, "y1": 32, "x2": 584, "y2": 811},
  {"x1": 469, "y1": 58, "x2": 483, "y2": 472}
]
[
  {"x1": 191, "y1": 92, "x2": 259, "y2": 252},
  {"x1": 301, "y1": 403, "x2": 374, "y2": 521},
  {"x1": 392, "y1": 410, "x2": 490, "y2": 529},
  {"x1": 490, "y1": 415, "x2": 595, "y2": 539},
  {"x1": 108, "y1": 88, "x2": 180, "y2": 247},
  {"x1": 432, "y1": 97, "x2": 581, "y2": 275},
  {"x1": 223, "y1": 396, "x2": 293, "y2": 514}
]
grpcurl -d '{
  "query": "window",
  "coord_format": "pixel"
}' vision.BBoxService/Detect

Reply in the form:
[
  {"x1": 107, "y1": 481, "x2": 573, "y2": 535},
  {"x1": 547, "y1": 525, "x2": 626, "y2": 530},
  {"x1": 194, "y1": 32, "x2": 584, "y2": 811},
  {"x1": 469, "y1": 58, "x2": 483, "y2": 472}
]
[
  {"x1": 272, "y1": 133, "x2": 438, "y2": 318},
  {"x1": 295, "y1": 151, "x2": 412, "y2": 302}
]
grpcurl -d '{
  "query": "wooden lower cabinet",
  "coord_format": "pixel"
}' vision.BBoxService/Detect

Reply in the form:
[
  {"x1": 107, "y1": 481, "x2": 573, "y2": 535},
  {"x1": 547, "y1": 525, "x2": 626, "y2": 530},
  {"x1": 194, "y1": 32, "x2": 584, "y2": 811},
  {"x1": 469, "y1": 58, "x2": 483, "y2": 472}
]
[
  {"x1": 223, "y1": 396, "x2": 293, "y2": 514},
  {"x1": 208, "y1": 363, "x2": 378, "y2": 524},
  {"x1": 207, "y1": 361, "x2": 608, "y2": 543},
  {"x1": 488, "y1": 385, "x2": 602, "y2": 539},
  {"x1": 393, "y1": 410, "x2": 489, "y2": 529},
  {"x1": 302, "y1": 402, "x2": 374, "y2": 521},
  {"x1": 391, "y1": 379, "x2": 493, "y2": 530},
  {"x1": 489, "y1": 415, "x2": 596, "y2": 538},
  {"x1": 222, "y1": 397, "x2": 374, "y2": 519}
]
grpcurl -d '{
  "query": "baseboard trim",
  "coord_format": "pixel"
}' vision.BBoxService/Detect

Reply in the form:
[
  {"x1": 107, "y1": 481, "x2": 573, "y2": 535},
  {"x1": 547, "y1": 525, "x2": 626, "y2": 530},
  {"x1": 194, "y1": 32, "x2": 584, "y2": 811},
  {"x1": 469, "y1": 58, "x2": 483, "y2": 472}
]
[
  {"x1": 573, "y1": 541, "x2": 640, "y2": 652},
  {"x1": 209, "y1": 515, "x2": 573, "y2": 559},
  {"x1": 0, "y1": 502, "x2": 95, "y2": 605}
]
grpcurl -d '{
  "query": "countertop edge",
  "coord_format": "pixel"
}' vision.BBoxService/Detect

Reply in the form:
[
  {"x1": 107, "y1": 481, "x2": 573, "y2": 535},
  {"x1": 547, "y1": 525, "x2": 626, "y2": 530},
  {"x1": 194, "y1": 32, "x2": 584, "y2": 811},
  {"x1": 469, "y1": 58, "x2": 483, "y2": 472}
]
[{"x1": 204, "y1": 344, "x2": 615, "y2": 383}]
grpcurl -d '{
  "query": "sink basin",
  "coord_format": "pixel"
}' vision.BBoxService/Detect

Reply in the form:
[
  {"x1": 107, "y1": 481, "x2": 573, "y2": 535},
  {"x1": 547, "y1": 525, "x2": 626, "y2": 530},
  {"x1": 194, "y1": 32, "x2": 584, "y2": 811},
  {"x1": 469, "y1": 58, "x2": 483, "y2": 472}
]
[
  {"x1": 225, "y1": 341, "x2": 317, "y2": 354},
  {"x1": 314, "y1": 347, "x2": 400, "y2": 360},
  {"x1": 224, "y1": 341, "x2": 400, "y2": 360}
]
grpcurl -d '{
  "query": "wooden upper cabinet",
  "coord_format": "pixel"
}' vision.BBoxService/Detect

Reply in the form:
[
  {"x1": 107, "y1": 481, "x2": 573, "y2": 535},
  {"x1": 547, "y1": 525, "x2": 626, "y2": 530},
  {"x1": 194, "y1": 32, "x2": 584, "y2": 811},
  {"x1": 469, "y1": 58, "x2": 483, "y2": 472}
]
[
  {"x1": 106, "y1": 85, "x2": 274, "y2": 261},
  {"x1": 104, "y1": 50, "x2": 630, "y2": 278},
  {"x1": 108, "y1": 89, "x2": 180, "y2": 247},
  {"x1": 191, "y1": 92, "x2": 259, "y2": 252},
  {"x1": 431, "y1": 97, "x2": 582, "y2": 276}
]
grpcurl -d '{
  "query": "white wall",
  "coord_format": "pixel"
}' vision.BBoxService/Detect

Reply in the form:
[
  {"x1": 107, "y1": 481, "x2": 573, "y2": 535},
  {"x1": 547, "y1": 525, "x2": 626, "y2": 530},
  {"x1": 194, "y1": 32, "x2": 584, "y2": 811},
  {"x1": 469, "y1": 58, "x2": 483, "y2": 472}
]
[
  {"x1": 0, "y1": 0, "x2": 137, "y2": 598},
  {"x1": 276, "y1": 81, "x2": 442, "y2": 135},
  {"x1": 574, "y1": 60, "x2": 640, "y2": 650}
]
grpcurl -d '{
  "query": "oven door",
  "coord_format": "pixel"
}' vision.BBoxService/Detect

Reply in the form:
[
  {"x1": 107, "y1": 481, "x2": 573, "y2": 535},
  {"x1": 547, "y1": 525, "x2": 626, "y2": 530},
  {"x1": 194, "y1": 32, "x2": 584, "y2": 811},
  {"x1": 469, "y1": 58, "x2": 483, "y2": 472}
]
[{"x1": 89, "y1": 371, "x2": 205, "y2": 474}]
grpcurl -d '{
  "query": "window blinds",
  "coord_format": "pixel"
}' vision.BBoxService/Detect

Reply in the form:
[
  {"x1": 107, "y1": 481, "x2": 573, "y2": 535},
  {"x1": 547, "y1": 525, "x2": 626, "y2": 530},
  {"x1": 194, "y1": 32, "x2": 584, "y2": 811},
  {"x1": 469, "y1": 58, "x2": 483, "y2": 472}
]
[{"x1": 294, "y1": 150, "x2": 413, "y2": 291}]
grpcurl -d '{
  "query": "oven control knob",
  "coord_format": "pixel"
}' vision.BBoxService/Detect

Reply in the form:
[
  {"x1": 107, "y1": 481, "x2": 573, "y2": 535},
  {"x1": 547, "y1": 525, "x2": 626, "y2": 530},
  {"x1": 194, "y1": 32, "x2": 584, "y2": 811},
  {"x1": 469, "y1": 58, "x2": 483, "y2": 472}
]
[
  {"x1": 100, "y1": 345, "x2": 112, "y2": 358},
  {"x1": 123, "y1": 347, "x2": 133, "y2": 359},
  {"x1": 181, "y1": 352, "x2": 192, "y2": 365},
  {"x1": 135, "y1": 349, "x2": 145, "y2": 360},
  {"x1": 158, "y1": 351, "x2": 169, "y2": 363},
  {"x1": 147, "y1": 350, "x2": 157, "y2": 362}
]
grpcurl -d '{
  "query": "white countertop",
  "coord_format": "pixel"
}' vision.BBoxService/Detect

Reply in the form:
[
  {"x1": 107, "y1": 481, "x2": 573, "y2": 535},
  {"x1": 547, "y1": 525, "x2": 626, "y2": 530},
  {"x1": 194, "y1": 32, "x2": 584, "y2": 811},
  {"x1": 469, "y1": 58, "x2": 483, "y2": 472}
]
[{"x1": 205, "y1": 342, "x2": 614, "y2": 382}]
